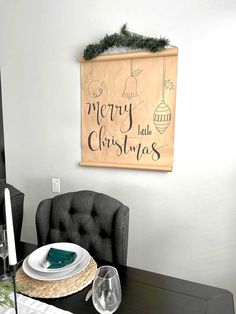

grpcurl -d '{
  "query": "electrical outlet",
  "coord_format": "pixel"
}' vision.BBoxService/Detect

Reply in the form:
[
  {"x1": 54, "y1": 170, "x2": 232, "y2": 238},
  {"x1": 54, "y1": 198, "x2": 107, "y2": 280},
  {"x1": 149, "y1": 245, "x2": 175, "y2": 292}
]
[{"x1": 51, "y1": 178, "x2": 60, "y2": 193}]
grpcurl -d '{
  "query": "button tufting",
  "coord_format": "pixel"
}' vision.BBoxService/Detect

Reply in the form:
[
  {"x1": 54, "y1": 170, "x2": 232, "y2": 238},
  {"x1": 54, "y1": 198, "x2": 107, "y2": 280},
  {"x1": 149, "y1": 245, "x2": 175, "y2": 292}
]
[
  {"x1": 89, "y1": 246, "x2": 96, "y2": 255},
  {"x1": 79, "y1": 226, "x2": 85, "y2": 235},
  {"x1": 69, "y1": 207, "x2": 75, "y2": 215},
  {"x1": 91, "y1": 210, "x2": 96, "y2": 218},
  {"x1": 59, "y1": 222, "x2": 65, "y2": 231},
  {"x1": 100, "y1": 230, "x2": 107, "y2": 239}
]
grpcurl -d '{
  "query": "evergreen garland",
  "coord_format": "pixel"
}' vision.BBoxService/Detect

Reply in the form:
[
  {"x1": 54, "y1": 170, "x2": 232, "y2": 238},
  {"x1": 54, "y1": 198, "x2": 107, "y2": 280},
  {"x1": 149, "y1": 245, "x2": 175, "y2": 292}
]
[{"x1": 83, "y1": 24, "x2": 169, "y2": 60}]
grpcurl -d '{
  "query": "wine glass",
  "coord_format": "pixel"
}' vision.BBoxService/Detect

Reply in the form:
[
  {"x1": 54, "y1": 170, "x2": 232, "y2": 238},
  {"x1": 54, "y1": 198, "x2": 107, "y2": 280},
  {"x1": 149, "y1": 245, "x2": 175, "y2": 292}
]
[
  {"x1": 0, "y1": 224, "x2": 9, "y2": 281},
  {"x1": 92, "y1": 266, "x2": 122, "y2": 314}
]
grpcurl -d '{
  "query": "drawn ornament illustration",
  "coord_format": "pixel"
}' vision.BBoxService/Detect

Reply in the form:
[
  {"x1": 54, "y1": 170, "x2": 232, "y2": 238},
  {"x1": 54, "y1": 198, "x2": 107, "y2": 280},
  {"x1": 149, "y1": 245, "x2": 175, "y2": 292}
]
[
  {"x1": 122, "y1": 59, "x2": 143, "y2": 100},
  {"x1": 153, "y1": 57, "x2": 174, "y2": 135},
  {"x1": 86, "y1": 71, "x2": 104, "y2": 99}
]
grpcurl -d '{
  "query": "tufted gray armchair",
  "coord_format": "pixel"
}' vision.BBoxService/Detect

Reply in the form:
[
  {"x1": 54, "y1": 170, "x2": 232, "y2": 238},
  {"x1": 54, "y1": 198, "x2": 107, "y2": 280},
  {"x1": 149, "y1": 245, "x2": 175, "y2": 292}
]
[{"x1": 35, "y1": 190, "x2": 129, "y2": 265}]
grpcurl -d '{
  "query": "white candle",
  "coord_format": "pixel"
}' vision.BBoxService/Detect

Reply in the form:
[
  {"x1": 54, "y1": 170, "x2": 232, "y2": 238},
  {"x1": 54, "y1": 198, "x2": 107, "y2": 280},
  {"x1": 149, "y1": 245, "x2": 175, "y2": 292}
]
[{"x1": 4, "y1": 188, "x2": 17, "y2": 266}]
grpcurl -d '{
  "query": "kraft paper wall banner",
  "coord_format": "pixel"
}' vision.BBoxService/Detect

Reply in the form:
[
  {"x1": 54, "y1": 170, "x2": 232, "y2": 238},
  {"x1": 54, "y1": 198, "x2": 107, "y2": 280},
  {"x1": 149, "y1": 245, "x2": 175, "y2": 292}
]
[{"x1": 80, "y1": 47, "x2": 178, "y2": 171}]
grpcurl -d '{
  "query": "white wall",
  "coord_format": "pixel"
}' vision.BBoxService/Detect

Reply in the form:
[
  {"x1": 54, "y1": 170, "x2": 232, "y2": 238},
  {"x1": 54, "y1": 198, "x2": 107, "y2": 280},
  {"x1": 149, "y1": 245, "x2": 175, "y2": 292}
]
[{"x1": 1, "y1": 0, "x2": 236, "y2": 300}]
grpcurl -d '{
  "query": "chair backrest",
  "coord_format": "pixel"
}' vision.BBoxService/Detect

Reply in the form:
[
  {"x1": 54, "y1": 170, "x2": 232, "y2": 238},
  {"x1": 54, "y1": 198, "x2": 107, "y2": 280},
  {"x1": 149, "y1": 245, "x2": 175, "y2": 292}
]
[{"x1": 36, "y1": 190, "x2": 129, "y2": 265}]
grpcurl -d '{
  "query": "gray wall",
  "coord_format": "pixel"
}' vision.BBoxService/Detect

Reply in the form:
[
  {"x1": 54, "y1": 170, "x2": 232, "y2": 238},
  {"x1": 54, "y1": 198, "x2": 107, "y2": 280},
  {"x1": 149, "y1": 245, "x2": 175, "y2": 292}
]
[{"x1": 1, "y1": 0, "x2": 236, "y2": 301}]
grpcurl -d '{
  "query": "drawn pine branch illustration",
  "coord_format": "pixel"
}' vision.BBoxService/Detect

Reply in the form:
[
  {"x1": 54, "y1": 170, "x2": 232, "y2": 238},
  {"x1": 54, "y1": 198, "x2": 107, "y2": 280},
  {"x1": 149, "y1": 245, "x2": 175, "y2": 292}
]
[
  {"x1": 164, "y1": 79, "x2": 174, "y2": 90},
  {"x1": 132, "y1": 69, "x2": 143, "y2": 77}
]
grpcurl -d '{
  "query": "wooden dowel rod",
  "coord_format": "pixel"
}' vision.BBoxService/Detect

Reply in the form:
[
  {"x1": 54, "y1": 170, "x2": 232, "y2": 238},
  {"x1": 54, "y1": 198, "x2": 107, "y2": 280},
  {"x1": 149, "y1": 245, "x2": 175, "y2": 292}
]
[
  {"x1": 80, "y1": 161, "x2": 172, "y2": 172},
  {"x1": 80, "y1": 48, "x2": 178, "y2": 63}
]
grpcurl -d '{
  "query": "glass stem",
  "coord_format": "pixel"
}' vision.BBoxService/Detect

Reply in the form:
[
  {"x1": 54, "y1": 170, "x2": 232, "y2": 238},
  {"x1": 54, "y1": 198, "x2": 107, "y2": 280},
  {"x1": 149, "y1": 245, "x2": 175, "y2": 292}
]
[{"x1": 3, "y1": 257, "x2": 7, "y2": 276}]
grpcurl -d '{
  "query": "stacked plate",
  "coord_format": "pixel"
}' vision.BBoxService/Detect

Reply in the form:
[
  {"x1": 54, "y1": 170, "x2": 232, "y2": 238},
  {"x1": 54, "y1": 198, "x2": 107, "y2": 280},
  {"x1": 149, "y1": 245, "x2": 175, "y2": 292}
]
[{"x1": 23, "y1": 242, "x2": 91, "y2": 281}]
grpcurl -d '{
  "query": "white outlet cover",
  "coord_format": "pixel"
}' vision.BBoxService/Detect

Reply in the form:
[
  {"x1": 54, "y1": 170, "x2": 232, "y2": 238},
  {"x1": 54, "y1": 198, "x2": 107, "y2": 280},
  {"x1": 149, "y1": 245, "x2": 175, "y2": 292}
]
[{"x1": 51, "y1": 178, "x2": 60, "y2": 193}]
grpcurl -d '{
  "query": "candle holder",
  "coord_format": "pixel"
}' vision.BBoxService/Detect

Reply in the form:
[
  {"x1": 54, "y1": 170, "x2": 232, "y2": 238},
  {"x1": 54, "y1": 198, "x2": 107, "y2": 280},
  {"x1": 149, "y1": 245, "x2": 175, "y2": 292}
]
[{"x1": 9, "y1": 264, "x2": 18, "y2": 314}]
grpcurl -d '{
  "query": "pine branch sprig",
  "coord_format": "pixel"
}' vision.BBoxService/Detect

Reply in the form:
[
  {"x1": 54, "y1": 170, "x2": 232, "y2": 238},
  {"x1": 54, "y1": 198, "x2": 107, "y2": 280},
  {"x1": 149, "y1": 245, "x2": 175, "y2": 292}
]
[
  {"x1": 0, "y1": 281, "x2": 15, "y2": 308},
  {"x1": 0, "y1": 281, "x2": 29, "y2": 308}
]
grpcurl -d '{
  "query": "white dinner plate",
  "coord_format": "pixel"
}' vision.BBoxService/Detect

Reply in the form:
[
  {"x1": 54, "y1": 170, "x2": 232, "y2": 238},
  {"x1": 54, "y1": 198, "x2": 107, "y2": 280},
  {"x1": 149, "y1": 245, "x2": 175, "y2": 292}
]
[
  {"x1": 27, "y1": 242, "x2": 85, "y2": 273},
  {"x1": 23, "y1": 249, "x2": 91, "y2": 281}
]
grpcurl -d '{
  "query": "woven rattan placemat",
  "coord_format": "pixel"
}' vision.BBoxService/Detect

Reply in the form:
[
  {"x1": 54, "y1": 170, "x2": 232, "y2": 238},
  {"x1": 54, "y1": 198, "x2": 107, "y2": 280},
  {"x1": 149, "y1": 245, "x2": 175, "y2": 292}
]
[{"x1": 16, "y1": 257, "x2": 97, "y2": 298}]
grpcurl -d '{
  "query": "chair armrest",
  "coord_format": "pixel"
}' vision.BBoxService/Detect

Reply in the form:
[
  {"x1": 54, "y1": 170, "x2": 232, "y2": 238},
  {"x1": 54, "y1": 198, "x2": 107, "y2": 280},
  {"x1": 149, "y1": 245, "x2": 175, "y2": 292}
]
[{"x1": 114, "y1": 205, "x2": 129, "y2": 265}]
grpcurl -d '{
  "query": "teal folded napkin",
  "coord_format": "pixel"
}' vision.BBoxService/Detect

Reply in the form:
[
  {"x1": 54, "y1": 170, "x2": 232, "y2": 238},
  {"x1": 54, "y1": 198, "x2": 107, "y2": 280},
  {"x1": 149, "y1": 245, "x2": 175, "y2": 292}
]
[{"x1": 46, "y1": 248, "x2": 77, "y2": 269}]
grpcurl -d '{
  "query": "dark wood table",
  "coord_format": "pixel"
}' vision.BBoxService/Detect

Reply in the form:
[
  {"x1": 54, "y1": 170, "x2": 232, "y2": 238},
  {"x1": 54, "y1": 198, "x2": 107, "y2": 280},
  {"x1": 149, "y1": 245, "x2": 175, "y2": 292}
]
[{"x1": 14, "y1": 242, "x2": 234, "y2": 314}]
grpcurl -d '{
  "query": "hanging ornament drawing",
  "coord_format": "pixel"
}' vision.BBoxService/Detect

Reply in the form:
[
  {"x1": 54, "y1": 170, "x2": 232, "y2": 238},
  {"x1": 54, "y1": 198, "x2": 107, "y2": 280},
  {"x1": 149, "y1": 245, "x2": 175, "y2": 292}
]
[
  {"x1": 153, "y1": 57, "x2": 174, "y2": 135},
  {"x1": 86, "y1": 71, "x2": 104, "y2": 99},
  {"x1": 122, "y1": 60, "x2": 143, "y2": 100}
]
